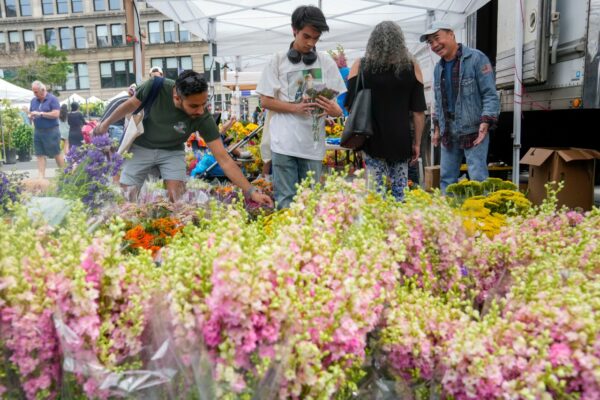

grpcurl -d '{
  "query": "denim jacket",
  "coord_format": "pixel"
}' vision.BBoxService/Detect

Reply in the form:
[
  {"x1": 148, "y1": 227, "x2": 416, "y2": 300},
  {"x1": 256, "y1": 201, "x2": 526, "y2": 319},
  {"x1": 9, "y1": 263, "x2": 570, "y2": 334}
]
[{"x1": 433, "y1": 45, "x2": 499, "y2": 137}]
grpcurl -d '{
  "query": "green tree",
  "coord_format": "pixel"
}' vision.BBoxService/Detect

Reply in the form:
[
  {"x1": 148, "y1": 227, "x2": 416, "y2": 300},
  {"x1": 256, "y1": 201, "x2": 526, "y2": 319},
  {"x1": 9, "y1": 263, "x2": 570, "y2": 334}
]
[{"x1": 11, "y1": 45, "x2": 73, "y2": 95}]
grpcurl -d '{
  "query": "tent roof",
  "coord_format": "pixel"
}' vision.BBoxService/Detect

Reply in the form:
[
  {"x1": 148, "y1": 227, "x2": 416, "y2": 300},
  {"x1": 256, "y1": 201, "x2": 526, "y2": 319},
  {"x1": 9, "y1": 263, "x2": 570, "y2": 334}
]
[
  {"x1": 148, "y1": 0, "x2": 490, "y2": 70},
  {"x1": 0, "y1": 78, "x2": 33, "y2": 105}
]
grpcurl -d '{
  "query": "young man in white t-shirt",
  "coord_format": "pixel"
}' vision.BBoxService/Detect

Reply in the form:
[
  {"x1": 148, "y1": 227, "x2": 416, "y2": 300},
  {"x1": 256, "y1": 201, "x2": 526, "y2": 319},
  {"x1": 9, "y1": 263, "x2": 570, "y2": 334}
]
[{"x1": 256, "y1": 5, "x2": 347, "y2": 209}]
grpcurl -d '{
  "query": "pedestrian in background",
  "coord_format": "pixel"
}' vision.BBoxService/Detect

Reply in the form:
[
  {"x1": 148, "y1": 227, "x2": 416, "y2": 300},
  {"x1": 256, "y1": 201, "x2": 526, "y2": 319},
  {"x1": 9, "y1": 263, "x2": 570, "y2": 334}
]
[
  {"x1": 67, "y1": 102, "x2": 86, "y2": 148},
  {"x1": 346, "y1": 21, "x2": 426, "y2": 201},
  {"x1": 421, "y1": 21, "x2": 499, "y2": 193},
  {"x1": 30, "y1": 81, "x2": 64, "y2": 179},
  {"x1": 59, "y1": 104, "x2": 70, "y2": 151}
]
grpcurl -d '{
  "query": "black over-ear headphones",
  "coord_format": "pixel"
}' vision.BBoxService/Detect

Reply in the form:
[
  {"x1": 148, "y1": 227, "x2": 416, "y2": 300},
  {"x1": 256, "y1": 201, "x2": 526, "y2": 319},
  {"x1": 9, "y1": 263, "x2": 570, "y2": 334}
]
[{"x1": 287, "y1": 41, "x2": 317, "y2": 65}]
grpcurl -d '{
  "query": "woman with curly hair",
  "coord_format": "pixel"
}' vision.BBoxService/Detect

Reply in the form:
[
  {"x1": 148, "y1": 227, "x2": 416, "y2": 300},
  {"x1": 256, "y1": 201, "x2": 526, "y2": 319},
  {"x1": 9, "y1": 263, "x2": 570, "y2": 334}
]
[{"x1": 345, "y1": 21, "x2": 426, "y2": 201}]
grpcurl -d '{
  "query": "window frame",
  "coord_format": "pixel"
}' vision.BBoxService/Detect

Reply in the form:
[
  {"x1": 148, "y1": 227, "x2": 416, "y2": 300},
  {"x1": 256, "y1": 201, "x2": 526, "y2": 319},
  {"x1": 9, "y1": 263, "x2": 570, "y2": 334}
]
[
  {"x1": 23, "y1": 30, "x2": 35, "y2": 51},
  {"x1": 71, "y1": 0, "x2": 83, "y2": 13},
  {"x1": 149, "y1": 56, "x2": 193, "y2": 80},
  {"x1": 108, "y1": 0, "x2": 120, "y2": 10},
  {"x1": 59, "y1": 26, "x2": 73, "y2": 50},
  {"x1": 99, "y1": 59, "x2": 135, "y2": 88},
  {"x1": 74, "y1": 26, "x2": 87, "y2": 49},
  {"x1": 93, "y1": 0, "x2": 105, "y2": 11},
  {"x1": 44, "y1": 28, "x2": 58, "y2": 47},
  {"x1": 147, "y1": 21, "x2": 160, "y2": 44},
  {"x1": 65, "y1": 63, "x2": 90, "y2": 90},
  {"x1": 96, "y1": 24, "x2": 109, "y2": 48},
  {"x1": 4, "y1": 0, "x2": 17, "y2": 17},
  {"x1": 111, "y1": 23, "x2": 123, "y2": 46},
  {"x1": 42, "y1": 0, "x2": 54, "y2": 15},
  {"x1": 56, "y1": 0, "x2": 69, "y2": 14},
  {"x1": 19, "y1": 0, "x2": 32, "y2": 16},
  {"x1": 163, "y1": 20, "x2": 176, "y2": 43}
]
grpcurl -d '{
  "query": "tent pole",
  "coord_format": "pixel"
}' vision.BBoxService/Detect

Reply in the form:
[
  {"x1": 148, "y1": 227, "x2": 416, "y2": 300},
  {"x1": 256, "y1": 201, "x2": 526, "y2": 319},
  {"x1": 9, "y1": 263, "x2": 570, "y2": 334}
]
[
  {"x1": 209, "y1": 18, "x2": 216, "y2": 112},
  {"x1": 512, "y1": 0, "x2": 523, "y2": 186}
]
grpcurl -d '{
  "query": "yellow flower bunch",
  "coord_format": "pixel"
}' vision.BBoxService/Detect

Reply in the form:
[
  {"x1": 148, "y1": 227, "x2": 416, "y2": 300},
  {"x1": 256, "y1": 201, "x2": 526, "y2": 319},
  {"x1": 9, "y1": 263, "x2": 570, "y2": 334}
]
[{"x1": 460, "y1": 197, "x2": 506, "y2": 238}]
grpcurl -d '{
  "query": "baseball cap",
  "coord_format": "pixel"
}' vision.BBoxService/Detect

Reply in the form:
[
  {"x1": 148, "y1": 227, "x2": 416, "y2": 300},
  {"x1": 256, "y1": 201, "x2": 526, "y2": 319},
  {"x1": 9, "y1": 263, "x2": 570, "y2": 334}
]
[
  {"x1": 420, "y1": 21, "x2": 454, "y2": 43},
  {"x1": 149, "y1": 66, "x2": 163, "y2": 75}
]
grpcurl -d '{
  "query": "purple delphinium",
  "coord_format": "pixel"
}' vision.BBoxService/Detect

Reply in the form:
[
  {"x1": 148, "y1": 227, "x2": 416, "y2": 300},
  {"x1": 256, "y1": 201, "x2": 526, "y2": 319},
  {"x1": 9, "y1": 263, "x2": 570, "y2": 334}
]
[
  {"x1": 0, "y1": 171, "x2": 22, "y2": 212},
  {"x1": 58, "y1": 134, "x2": 124, "y2": 211}
]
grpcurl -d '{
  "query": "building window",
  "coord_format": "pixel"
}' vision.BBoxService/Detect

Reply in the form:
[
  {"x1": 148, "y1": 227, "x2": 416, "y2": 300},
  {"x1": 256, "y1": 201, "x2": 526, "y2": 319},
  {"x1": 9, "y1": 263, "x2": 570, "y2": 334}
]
[
  {"x1": 23, "y1": 30, "x2": 35, "y2": 51},
  {"x1": 59, "y1": 27, "x2": 72, "y2": 49},
  {"x1": 100, "y1": 60, "x2": 134, "y2": 88},
  {"x1": 108, "y1": 0, "x2": 120, "y2": 10},
  {"x1": 179, "y1": 27, "x2": 191, "y2": 42},
  {"x1": 8, "y1": 31, "x2": 20, "y2": 51},
  {"x1": 66, "y1": 63, "x2": 89, "y2": 90},
  {"x1": 44, "y1": 28, "x2": 57, "y2": 47},
  {"x1": 42, "y1": 0, "x2": 54, "y2": 14},
  {"x1": 111, "y1": 24, "x2": 123, "y2": 46},
  {"x1": 71, "y1": 0, "x2": 82, "y2": 12},
  {"x1": 5, "y1": 0, "x2": 17, "y2": 16},
  {"x1": 74, "y1": 26, "x2": 86, "y2": 48},
  {"x1": 93, "y1": 0, "x2": 104, "y2": 11},
  {"x1": 163, "y1": 20, "x2": 176, "y2": 43},
  {"x1": 150, "y1": 56, "x2": 192, "y2": 80},
  {"x1": 20, "y1": 0, "x2": 32, "y2": 16},
  {"x1": 148, "y1": 21, "x2": 160, "y2": 44},
  {"x1": 96, "y1": 25, "x2": 109, "y2": 47},
  {"x1": 56, "y1": 0, "x2": 68, "y2": 14}
]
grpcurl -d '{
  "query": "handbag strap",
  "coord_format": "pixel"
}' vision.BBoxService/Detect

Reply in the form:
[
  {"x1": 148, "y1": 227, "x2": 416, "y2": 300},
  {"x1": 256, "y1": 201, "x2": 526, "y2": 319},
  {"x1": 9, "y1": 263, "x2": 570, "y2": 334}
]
[{"x1": 134, "y1": 77, "x2": 164, "y2": 120}]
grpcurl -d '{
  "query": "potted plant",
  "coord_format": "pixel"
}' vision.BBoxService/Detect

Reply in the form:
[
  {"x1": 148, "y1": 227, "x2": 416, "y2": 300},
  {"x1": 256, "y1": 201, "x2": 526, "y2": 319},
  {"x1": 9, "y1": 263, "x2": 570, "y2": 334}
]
[
  {"x1": 0, "y1": 100, "x2": 24, "y2": 164},
  {"x1": 12, "y1": 123, "x2": 34, "y2": 162}
]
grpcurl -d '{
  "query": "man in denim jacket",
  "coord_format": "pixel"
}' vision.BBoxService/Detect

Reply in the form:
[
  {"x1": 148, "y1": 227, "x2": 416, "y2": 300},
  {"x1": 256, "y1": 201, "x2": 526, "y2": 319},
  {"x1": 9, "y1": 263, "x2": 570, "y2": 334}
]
[{"x1": 421, "y1": 22, "x2": 499, "y2": 193}]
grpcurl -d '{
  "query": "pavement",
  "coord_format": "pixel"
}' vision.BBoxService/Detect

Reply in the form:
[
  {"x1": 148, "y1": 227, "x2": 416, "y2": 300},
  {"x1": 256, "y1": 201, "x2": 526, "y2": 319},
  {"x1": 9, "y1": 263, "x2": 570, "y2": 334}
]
[{"x1": 0, "y1": 158, "x2": 59, "y2": 178}]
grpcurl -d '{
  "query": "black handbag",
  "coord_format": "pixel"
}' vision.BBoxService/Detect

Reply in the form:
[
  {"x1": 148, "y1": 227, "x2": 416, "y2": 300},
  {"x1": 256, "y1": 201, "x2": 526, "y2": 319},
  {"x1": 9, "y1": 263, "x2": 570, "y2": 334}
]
[{"x1": 341, "y1": 63, "x2": 373, "y2": 150}]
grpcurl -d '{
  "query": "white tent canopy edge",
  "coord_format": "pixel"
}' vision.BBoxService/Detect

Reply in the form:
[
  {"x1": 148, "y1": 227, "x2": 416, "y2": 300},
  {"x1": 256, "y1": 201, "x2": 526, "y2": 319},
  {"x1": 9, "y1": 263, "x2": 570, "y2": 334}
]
[{"x1": 148, "y1": 0, "x2": 491, "y2": 71}]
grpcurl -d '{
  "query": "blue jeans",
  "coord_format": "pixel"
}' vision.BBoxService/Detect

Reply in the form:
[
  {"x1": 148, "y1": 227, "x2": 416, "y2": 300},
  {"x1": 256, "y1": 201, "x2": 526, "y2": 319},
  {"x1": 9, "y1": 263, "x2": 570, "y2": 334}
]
[
  {"x1": 272, "y1": 151, "x2": 322, "y2": 209},
  {"x1": 440, "y1": 133, "x2": 489, "y2": 193}
]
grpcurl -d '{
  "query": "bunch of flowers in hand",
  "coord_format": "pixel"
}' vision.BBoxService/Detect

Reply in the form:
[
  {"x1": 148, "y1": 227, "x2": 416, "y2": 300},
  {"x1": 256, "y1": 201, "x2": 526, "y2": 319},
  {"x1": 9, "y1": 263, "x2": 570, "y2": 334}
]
[
  {"x1": 56, "y1": 134, "x2": 124, "y2": 212},
  {"x1": 303, "y1": 84, "x2": 339, "y2": 142}
]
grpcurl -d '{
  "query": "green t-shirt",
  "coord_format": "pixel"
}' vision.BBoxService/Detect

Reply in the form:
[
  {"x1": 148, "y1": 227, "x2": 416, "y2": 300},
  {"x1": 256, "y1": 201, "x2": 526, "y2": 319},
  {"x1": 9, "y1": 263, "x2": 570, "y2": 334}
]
[{"x1": 134, "y1": 77, "x2": 220, "y2": 150}]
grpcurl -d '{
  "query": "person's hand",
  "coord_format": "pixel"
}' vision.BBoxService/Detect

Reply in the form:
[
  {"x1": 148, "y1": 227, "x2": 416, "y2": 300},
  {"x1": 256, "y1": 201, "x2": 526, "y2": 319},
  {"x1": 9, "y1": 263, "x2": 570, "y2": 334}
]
[
  {"x1": 473, "y1": 123, "x2": 489, "y2": 146},
  {"x1": 315, "y1": 95, "x2": 342, "y2": 118},
  {"x1": 251, "y1": 190, "x2": 274, "y2": 208},
  {"x1": 410, "y1": 143, "x2": 421, "y2": 166},
  {"x1": 432, "y1": 128, "x2": 441, "y2": 147},
  {"x1": 92, "y1": 120, "x2": 108, "y2": 136},
  {"x1": 222, "y1": 116, "x2": 237, "y2": 131},
  {"x1": 294, "y1": 101, "x2": 315, "y2": 116}
]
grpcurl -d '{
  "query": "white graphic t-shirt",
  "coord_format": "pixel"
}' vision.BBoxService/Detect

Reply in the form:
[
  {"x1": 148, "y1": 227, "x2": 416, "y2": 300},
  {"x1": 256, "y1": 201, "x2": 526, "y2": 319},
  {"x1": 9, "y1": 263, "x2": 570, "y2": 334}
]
[{"x1": 256, "y1": 51, "x2": 347, "y2": 160}]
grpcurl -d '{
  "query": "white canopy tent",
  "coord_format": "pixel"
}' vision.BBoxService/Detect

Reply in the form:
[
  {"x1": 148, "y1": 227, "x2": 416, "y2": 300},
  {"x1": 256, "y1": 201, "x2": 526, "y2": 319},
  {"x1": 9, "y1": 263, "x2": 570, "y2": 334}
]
[
  {"x1": 147, "y1": 0, "x2": 490, "y2": 71},
  {"x1": 87, "y1": 95, "x2": 105, "y2": 104},
  {"x1": 0, "y1": 78, "x2": 33, "y2": 106},
  {"x1": 60, "y1": 93, "x2": 87, "y2": 105}
]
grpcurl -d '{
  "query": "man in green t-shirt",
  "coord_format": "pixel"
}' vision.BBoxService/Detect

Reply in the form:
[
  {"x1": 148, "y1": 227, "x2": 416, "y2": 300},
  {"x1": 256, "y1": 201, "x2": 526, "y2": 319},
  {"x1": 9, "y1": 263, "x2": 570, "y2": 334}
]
[{"x1": 95, "y1": 70, "x2": 272, "y2": 206}]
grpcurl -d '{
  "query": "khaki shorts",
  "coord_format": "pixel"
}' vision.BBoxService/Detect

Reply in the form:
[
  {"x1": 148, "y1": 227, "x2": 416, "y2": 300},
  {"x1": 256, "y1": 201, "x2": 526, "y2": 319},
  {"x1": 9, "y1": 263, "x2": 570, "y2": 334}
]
[{"x1": 120, "y1": 144, "x2": 186, "y2": 187}]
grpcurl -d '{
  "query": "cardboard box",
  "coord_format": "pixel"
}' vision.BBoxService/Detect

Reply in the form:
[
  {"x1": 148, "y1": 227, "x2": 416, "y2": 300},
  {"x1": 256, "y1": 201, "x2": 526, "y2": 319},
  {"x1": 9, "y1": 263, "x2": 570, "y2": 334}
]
[
  {"x1": 520, "y1": 147, "x2": 600, "y2": 210},
  {"x1": 424, "y1": 165, "x2": 440, "y2": 191}
]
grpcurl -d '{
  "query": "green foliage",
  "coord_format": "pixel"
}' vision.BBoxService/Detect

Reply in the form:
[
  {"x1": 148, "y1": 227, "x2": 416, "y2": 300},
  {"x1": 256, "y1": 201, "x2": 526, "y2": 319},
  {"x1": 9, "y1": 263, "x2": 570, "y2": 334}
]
[
  {"x1": 80, "y1": 102, "x2": 105, "y2": 117},
  {"x1": 10, "y1": 45, "x2": 73, "y2": 95},
  {"x1": 0, "y1": 100, "x2": 24, "y2": 149},
  {"x1": 11, "y1": 123, "x2": 33, "y2": 152}
]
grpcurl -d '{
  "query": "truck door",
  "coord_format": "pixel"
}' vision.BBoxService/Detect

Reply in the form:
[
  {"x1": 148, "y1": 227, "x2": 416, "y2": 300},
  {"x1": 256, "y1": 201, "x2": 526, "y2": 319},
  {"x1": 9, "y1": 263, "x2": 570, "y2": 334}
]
[{"x1": 496, "y1": 0, "x2": 552, "y2": 88}]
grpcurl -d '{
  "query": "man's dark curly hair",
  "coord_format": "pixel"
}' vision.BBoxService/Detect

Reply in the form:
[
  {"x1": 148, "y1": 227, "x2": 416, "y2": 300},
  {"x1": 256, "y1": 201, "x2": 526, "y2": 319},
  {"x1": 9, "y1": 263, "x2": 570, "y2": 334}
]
[
  {"x1": 291, "y1": 5, "x2": 329, "y2": 33},
  {"x1": 175, "y1": 70, "x2": 208, "y2": 98}
]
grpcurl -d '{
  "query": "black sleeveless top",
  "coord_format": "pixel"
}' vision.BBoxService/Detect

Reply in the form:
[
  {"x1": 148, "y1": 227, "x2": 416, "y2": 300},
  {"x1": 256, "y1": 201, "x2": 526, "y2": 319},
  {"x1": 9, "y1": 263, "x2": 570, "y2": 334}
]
[{"x1": 345, "y1": 65, "x2": 426, "y2": 161}]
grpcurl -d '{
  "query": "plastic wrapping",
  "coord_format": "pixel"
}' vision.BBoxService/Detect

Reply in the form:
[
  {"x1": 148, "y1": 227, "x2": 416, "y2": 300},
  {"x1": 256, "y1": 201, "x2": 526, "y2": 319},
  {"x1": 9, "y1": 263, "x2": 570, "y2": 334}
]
[
  {"x1": 26, "y1": 196, "x2": 72, "y2": 227},
  {"x1": 54, "y1": 313, "x2": 179, "y2": 399}
]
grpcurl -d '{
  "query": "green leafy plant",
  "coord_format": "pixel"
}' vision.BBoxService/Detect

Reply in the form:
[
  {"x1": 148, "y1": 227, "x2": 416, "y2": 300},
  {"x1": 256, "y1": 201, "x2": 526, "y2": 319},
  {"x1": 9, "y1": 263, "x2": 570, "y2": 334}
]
[
  {"x1": 0, "y1": 100, "x2": 24, "y2": 150},
  {"x1": 11, "y1": 123, "x2": 33, "y2": 152}
]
